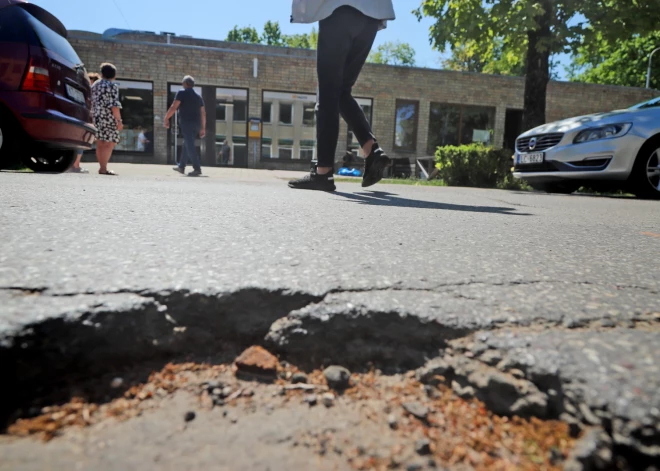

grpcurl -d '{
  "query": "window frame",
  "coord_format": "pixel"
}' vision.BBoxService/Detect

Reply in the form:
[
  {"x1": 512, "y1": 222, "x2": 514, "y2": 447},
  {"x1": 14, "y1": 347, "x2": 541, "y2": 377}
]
[
  {"x1": 278, "y1": 102, "x2": 294, "y2": 126},
  {"x1": 261, "y1": 90, "x2": 318, "y2": 162},
  {"x1": 262, "y1": 102, "x2": 272, "y2": 124},
  {"x1": 427, "y1": 102, "x2": 496, "y2": 152},
  {"x1": 113, "y1": 79, "x2": 155, "y2": 155},
  {"x1": 393, "y1": 99, "x2": 420, "y2": 152}
]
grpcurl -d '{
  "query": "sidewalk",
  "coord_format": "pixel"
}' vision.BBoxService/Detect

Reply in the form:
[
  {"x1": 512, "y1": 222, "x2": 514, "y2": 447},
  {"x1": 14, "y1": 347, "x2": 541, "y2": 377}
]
[{"x1": 77, "y1": 162, "x2": 309, "y2": 182}]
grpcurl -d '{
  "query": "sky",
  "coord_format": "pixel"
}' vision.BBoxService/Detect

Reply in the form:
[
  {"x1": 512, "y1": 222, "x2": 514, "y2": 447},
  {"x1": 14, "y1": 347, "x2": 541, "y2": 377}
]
[{"x1": 32, "y1": 0, "x2": 569, "y2": 78}]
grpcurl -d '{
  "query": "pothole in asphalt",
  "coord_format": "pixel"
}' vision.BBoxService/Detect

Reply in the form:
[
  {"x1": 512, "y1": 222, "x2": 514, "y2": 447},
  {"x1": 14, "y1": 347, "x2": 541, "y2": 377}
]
[
  {"x1": 1, "y1": 288, "x2": 658, "y2": 470},
  {"x1": 5, "y1": 350, "x2": 578, "y2": 471}
]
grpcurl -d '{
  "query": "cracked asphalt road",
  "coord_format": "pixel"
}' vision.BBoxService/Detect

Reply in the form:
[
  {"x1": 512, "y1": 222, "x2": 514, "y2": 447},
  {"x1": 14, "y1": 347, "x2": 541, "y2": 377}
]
[{"x1": 1, "y1": 164, "x2": 659, "y2": 468}]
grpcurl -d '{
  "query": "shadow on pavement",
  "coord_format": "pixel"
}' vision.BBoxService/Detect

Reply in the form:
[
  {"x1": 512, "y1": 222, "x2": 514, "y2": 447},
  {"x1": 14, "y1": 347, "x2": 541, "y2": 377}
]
[{"x1": 333, "y1": 191, "x2": 531, "y2": 215}]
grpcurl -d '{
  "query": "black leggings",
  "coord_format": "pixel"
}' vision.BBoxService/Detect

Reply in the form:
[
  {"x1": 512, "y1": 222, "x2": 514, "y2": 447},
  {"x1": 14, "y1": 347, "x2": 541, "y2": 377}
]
[{"x1": 316, "y1": 6, "x2": 379, "y2": 167}]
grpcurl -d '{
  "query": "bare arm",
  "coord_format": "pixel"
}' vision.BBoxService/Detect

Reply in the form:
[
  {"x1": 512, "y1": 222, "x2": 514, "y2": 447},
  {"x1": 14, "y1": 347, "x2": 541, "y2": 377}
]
[
  {"x1": 200, "y1": 106, "x2": 206, "y2": 138},
  {"x1": 111, "y1": 84, "x2": 123, "y2": 130},
  {"x1": 111, "y1": 107, "x2": 123, "y2": 131},
  {"x1": 164, "y1": 100, "x2": 181, "y2": 128}
]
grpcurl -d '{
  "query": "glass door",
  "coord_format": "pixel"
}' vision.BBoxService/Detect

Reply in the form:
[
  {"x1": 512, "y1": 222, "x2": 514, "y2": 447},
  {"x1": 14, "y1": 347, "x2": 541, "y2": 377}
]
[
  {"x1": 215, "y1": 87, "x2": 248, "y2": 167},
  {"x1": 167, "y1": 84, "x2": 204, "y2": 166}
]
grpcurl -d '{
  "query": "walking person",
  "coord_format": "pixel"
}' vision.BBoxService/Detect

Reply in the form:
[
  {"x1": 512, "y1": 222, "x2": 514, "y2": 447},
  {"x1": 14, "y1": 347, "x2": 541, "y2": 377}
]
[
  {"x1": 164, "y1": 76, "x2": 206, "y2": 177},
  {"x1": 70, "y1": 72, "x2": 100, "y2": 173},
  {"x1": 288, "y1": 0, "x2": 395, "y2": 192},
  {"x1": 91, "y1": 64, "x2": 123, "y2": 176},
  {"x1": 220, "y1": 139, "x2": 231, "y2": 165}
]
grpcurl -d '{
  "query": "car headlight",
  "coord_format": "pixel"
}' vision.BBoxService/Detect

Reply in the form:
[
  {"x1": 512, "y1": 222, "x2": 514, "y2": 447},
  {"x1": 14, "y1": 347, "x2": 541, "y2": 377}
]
[{"x1": 574, "y1": 123, "x2": 632, "y2": 144}]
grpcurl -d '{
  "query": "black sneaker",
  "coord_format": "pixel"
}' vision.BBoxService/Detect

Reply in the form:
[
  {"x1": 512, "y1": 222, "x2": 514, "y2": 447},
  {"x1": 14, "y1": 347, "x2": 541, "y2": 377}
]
[
  {"x1": 188, "y1": 170, "x2": 202, "y2": 177},
  {"x1": 288, "y1": 167, "x2": 336, "y2": 192},
  {"x1": 362, "y1": 144, "x2": 391, "y2": 188},
  {"x1": 173, "y1": 166, "x2": 184, "y2": 174}
]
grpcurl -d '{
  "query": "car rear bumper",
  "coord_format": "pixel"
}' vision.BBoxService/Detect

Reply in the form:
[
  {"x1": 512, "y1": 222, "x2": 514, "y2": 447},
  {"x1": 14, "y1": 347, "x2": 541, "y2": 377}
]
[
  {"x1": 513, "y1": 134, "x2": 645, "y2": 183},
  {"x1": 20, "y1": 110, "x2": 96, "y2": 150}
]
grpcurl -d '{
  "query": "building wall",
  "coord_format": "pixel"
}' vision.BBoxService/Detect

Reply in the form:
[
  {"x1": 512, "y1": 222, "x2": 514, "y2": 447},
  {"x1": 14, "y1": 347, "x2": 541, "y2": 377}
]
[{"x1": 70, "y1": 32, "x2": 659, "y2": 170}]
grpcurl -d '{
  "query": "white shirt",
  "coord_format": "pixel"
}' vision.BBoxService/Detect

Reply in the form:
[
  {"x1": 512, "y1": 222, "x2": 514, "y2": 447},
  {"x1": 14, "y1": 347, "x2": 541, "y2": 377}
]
[
  {"x1": 291, "y1": 0, "x2": 395, "y2": 27},
  {"x1": 137, "y1": 132, "x2": 147, "y2": 151}
]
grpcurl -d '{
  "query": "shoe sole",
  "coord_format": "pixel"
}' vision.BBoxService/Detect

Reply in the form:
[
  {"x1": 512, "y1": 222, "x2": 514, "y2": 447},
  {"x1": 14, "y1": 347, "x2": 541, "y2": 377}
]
[
  {"x1": 288, "y1": 183, "x2": 336, "y2": 192},
  {"x1": 362, "y1": 156, "x2": 391, "y2": 188}
]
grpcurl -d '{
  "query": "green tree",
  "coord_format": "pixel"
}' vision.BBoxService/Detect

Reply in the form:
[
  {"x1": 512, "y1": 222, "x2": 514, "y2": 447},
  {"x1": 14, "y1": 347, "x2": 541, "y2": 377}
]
[
  {"x1": 283, "y1": 28, "x2": 318, "y2": 49},
  {"x1": 226, "y1": 25, "x2": 260, "y2": 44},
  {"x1": 227, "y1": 22, "x2": 317, "y2": 50},
  {"x1": 368, "y1": 41, "x2": 416, "y2": 66},
  {"x1": 261, "y1": 20, "x2": 285, "y2": 46},
  {"x1": 415, "y1": 0, "x2": 658, "y2": 132},
  {"x1": 441, "y1": 39, "x2": 525, "y2": 76},
  {"x1": 571, "y1": 32, "x2": 660, "y2": 89}
]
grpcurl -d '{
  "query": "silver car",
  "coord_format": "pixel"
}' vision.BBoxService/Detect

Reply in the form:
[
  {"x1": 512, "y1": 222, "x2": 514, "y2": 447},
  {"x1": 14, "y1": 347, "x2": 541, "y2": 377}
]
[{"x1": 513, "y1": 97, "x2": 660, "y2": 199}]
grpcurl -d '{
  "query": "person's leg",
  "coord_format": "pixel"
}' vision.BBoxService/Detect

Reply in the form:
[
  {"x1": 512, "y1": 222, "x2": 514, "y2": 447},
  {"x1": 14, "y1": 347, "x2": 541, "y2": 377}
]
[
  {"x1": 181, "y1": 125, "x2": 201, "y2": 173},
  {"x1": 339, "y1": 19, "x2": 379, "y2": 157},
  {"x1": 289, "y1": 7, "x2": 367, "y2": 191},
  {"x1": 96, "y1": 141, "x2": 116, "y2": 173},
  {"x1": 73, "y1": 150, "x2": 83, "y2": 169},
  {"x1": 96, "y1": 142, "x2": 108, "y2": 172},
  {"x1": 178, "y1": 137, "x2": 188, "y2": 171},
  {"x1": 315, "y1": 7, "x2": 361, "y2": 174}
]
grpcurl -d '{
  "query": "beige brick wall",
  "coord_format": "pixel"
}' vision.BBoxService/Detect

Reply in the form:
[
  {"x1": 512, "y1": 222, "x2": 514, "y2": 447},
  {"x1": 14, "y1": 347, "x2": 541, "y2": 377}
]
[{"x1": 71, "y1": 33, "x2": 660, "y2": 169}]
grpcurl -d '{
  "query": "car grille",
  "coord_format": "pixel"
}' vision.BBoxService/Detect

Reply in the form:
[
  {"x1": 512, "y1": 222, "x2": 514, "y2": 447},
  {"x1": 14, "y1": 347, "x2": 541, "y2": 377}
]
[{"x1": 516, "y1": 133, "x2": 564, "y2": 152}]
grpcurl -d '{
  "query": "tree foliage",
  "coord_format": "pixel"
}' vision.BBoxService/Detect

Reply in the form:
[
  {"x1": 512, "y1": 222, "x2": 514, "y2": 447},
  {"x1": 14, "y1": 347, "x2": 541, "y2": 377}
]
[
  {"x1": 570, "y1": 32, "x2": 660, "y2": 89},
  {"x1": 368, "y1": 41, "x2": 416, "y2": 66},
  {"x1": 415, "y1": 0, "x2": 658, "y2": 131},
  {"x1": 441, "y1": 39, "x2": 525, "y2": 76},
  {"x1": 226, "y1": 26, "x2": 260, "y2": 44},
  {"x1": 226, "y1": 21, "x2": 317, "y2": 50}
]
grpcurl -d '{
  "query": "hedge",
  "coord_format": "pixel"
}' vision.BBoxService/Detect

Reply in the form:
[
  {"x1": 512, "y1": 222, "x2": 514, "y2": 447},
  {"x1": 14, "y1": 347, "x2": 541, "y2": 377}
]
[{"x1": 434, "y1": 144, "x2": 523, "y2": 190}]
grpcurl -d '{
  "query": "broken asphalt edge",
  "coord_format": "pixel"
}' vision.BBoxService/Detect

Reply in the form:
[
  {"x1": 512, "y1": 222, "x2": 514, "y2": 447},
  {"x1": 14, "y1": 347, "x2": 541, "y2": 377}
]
[{"x1": 1, "y1": 283, "x2": 658, "y2": 468}]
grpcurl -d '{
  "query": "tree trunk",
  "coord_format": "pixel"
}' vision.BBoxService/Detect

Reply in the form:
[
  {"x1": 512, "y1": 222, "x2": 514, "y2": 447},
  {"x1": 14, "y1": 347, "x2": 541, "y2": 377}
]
[{"x1": 522, "y1": 0, "x2": 552, "y2": 133}]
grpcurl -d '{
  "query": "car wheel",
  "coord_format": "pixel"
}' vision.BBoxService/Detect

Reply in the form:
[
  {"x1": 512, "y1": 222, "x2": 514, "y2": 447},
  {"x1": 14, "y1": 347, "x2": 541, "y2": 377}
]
[
  {"x1": 529, "y1": 181, "x2": 580, "y2": 194},
  {"x1": 0, "y1": 110, "x2": 22, "y2": 170},
  {"x1": 629, "y1": 139, "x2": 660, "y2": 200},
  {"x1": 21, "y1": 149, "x2": 76, "y2": 173}
]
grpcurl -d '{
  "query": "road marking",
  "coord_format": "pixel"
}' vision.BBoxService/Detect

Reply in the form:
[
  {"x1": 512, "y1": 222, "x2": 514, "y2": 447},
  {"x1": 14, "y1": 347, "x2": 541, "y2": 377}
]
[{"x1": 641, "y1": 232, "x2": 660, "y2": 238}]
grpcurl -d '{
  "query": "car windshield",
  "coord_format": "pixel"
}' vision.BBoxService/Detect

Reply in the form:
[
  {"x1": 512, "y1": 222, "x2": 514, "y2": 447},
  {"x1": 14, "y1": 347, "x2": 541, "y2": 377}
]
[
  {"x1": 25, "y1": 12, "x2": 81, "y2": 65},
  {"x1": 629, "y1": 97, "x2": 660, "y2": 110}
]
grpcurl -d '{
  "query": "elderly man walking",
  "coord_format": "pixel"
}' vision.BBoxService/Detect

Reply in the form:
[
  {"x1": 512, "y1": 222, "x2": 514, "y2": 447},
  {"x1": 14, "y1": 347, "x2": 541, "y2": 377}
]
[
  {"x1": 165, "y1": 76, "x2": 206, "y2": 177},
  {"x1": 288, "y1": 0, "x2": 395, "y2": 192}
]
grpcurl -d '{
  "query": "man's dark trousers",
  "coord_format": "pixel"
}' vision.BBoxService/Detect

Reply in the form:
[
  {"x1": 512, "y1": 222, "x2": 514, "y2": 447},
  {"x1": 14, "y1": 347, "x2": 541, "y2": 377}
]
[
  {"x1": 178, "y1": 123, "x2": 201, "y2": 172},
  {"x1": 316, "y1": 6, "x2": 379, "y2": 168}
]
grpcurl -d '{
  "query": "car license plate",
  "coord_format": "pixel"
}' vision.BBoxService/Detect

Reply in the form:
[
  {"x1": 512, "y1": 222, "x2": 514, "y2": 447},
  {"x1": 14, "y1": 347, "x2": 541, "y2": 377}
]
[
  {"x1": 66, "y1": 84, "x2": 85, "y2": 104},
  {"x1": 519, "y1": 152, "x2": 544, "y2": 164}
]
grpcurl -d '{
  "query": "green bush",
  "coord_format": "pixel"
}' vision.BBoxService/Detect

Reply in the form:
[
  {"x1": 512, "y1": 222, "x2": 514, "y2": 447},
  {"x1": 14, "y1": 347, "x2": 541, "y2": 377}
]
[{"x1": 434, "y1": 144, "x2": 525, "y2": 190}]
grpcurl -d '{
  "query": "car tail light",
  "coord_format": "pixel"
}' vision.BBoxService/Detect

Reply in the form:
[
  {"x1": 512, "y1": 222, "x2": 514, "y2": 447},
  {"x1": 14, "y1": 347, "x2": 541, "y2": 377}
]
[{"x1": 22, "y1": 58, "x2": 51, "y2": 93}]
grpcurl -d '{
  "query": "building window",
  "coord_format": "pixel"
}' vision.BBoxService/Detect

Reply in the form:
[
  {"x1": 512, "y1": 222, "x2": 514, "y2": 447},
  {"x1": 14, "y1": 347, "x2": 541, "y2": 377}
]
[
  {"x1": 262, "y1": 102, "x2": 272, "y2": 123},
  {"x1": 214, "y1": 87, "x2": 248, "y2": 166},
  {"x1": 262, "y1": 91, "x2": 317, "y2": 160},
  {"x1": 216, "y1": 103, "x2": 227, "y2": 121},
  {"x1": 278, "y1": 139, "x2": 293, "y2": 159},
  {"x1": 233, "y1": 100, "x2": 247, "y2": 122},
  {"x1": 114, "y1": 80, "x2": 154, "y2": 153},
  {"x1": 302, "y1": 105, "x2": 315, "y2": 127},
  {"x1": 300, "y1": 140, "x2": 315, "y2": 160},
  {"x1": 394, "y1": 100, "x2": 419, "y2": 152},
  {"x1": 279, "y1": 103, "x2": 293, "y2": 125},
  {"x1": 427, "y1": 103, "x2": 495, "y2": 153}
]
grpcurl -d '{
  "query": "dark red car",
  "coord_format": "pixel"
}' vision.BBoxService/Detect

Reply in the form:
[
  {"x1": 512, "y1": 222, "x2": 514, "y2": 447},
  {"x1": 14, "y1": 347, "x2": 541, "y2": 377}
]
[{"x1": 0, "y1": 0, "x2": 95, "y2": 172}]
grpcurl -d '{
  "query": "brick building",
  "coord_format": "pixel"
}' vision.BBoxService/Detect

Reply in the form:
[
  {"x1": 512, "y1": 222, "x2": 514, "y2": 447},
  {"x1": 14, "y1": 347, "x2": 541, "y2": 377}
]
[{"x1": 70, "y1": 29, "x2": 659, "y2": 172}]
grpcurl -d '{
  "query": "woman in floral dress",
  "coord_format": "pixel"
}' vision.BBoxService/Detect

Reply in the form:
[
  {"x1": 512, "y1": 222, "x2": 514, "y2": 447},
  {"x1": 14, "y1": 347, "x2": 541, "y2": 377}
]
[{"x1": 91, "y1": 63, "x2": 123, "y2": 175}]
